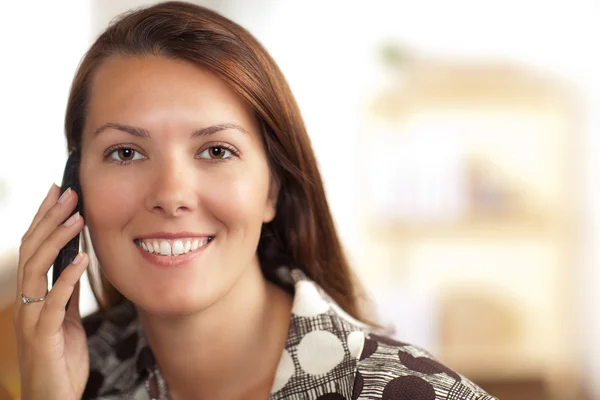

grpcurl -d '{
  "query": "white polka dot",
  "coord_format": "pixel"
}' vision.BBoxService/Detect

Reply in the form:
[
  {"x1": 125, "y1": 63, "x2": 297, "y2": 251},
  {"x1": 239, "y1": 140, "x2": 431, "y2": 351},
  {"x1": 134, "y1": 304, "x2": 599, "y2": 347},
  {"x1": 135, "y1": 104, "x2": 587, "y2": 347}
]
[
  {"x1": 292, "y1": 281, "x2": 330, "y2": 317},
  {"x1": 347, "y1": 331, "x2": 365, "y2": 359},
  {"x1": 297, "y1": 330, "x2": 345, "y2": 375},
  {"x1": 270, "y1": 350, "x2": 294, "y2": 393}
]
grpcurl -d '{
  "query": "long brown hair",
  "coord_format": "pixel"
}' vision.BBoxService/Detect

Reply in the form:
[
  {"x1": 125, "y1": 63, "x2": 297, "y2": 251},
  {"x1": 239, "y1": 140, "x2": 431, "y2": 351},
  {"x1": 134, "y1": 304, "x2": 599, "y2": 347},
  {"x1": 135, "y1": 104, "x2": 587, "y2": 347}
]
[{"x1": 66, "y1": 1, "x2": 366, "y2": 321}]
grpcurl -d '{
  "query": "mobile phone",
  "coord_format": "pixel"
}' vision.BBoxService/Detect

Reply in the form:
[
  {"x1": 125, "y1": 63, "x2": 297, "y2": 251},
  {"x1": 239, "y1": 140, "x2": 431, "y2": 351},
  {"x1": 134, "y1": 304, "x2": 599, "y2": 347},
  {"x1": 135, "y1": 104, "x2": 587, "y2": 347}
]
[{"x1": 52, "y1": 151, "x2": 84, "y2": 307}]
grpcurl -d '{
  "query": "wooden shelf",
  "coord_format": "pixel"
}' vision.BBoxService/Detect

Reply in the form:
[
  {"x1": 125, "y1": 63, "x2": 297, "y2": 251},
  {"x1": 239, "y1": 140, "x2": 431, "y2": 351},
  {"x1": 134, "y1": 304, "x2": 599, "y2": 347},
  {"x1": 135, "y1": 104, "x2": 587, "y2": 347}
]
[
  {"x1": 365, "y1": 212, "x2": 566, "y2": 241},
  {"x1": 441, "y1": 345, "x2": 570, "y2": 380}
]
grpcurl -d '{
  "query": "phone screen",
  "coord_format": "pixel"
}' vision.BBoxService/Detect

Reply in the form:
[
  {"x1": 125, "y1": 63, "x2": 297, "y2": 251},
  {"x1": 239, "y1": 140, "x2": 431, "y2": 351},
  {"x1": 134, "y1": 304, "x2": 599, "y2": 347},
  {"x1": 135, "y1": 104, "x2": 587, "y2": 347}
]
[{"x1": 52, "y1": 151, "x2": 84, "y2": 306}]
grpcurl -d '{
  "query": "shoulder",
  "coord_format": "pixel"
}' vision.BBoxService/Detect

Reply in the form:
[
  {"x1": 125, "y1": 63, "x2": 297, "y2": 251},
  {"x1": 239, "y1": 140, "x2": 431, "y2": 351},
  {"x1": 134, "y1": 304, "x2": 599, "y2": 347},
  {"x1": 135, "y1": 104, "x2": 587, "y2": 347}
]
[
  {"x1": 352, "y1": 330, "x2": 496, "y2": 400},
  {"x1": 282, "y1": 269, "x2": 496, "y2": 400},
  {"x1": 81, "y1": 301, "x2": 149, "y2": 399}
]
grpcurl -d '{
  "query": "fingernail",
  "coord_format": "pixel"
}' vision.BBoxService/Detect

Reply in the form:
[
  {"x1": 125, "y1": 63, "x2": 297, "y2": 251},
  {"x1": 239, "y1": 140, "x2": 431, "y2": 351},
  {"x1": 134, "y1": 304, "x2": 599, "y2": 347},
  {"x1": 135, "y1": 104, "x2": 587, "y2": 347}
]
[
  {"x1": 63, "y1": 212, "x2": 80, "y2": 227},
  {"x1": 58, "y1": 188, "x2": 72, "y2": 204},
  {"x1": 72, "y1": 252, "x2": 83, "y2": 265},
  {"x1": 47, "y1": 183, "x2": 57, "y2": 198}
]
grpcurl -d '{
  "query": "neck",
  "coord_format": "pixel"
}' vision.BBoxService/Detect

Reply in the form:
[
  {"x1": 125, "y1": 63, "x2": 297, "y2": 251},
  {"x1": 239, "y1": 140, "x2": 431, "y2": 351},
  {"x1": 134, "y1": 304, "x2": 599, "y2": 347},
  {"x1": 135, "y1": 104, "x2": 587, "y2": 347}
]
[{"x1": 136, "y1": 264, "x2": 293, "y2": 400}]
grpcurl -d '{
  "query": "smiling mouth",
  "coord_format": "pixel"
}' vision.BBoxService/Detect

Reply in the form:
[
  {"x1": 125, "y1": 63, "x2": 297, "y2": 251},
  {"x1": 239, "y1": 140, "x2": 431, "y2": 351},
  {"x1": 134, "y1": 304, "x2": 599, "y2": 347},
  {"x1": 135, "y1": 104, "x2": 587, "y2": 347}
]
[{"x1": 134, "y1": 237, "x2": 214, "y2": 256}]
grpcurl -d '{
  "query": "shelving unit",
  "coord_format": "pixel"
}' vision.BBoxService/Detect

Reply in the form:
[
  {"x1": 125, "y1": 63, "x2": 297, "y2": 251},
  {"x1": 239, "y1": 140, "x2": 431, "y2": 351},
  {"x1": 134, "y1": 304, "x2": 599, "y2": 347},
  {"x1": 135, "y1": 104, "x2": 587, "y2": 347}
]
[{"x1": 359, "y1": 60, "x2": 580, "y2": 399}]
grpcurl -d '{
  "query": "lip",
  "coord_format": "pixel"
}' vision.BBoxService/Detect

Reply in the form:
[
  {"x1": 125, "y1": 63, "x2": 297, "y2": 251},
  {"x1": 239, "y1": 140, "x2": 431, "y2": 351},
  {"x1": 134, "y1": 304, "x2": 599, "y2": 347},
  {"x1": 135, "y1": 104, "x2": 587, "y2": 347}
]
[
  {"x1": 135, "y1": 238, "x2": 212, "y2": 268},
  {"x1": 135, "y1": 232, "x2": 213, "y2": 240}
]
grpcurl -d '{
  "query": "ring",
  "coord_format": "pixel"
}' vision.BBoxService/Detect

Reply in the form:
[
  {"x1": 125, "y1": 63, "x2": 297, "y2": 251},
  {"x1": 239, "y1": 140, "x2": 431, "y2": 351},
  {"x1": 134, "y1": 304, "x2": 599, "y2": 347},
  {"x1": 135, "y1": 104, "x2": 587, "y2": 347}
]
[{"x1": 20, "y1": 291, "x2": 48, "y2": 305}]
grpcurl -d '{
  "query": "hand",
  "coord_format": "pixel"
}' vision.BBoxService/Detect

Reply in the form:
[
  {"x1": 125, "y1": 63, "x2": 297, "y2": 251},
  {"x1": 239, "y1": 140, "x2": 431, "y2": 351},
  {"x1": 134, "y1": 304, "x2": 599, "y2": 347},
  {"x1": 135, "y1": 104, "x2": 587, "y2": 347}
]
[{"x1": 13, "y1": 184, "x2": 90, "y2": 400}]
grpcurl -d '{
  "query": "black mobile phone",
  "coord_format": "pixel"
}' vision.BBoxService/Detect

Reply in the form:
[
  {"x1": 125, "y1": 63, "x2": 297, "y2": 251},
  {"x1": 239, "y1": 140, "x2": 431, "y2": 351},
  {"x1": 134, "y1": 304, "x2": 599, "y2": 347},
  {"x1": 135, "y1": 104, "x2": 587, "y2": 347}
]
[{"x1": 52, "y1": 151, "x2": 84, "y2": 307}]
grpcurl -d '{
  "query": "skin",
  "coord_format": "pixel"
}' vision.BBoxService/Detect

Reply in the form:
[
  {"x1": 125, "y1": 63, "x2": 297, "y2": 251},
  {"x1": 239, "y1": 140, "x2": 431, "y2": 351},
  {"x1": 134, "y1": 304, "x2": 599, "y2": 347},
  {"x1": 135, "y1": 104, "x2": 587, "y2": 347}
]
[{"x1": 15, "y1": 55, "x2": 294, "y2": 400}]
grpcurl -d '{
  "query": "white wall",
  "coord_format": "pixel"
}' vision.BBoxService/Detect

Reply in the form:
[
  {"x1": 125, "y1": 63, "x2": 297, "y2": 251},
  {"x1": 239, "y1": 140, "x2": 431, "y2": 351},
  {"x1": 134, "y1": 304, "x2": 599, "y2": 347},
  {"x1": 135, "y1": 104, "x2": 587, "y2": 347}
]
[{"x1": 0, "y1": 2, "x2": 91, "y2": 251}]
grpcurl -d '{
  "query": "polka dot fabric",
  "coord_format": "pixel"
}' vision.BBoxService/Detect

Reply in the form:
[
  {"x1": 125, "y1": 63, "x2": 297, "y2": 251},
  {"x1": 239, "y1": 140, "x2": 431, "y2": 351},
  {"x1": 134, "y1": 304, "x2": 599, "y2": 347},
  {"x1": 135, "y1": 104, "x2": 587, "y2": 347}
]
[
  {"x1": 82, "y1": 268, "x2": 496, "y2": 399},
  {"x1": 269, "y1": 270, "x2": 495, "y2": 400},
  {"x1": 269, "y1": 271, "x2": 360, "y2": 399},
  {"x1": 354, "y1": 333, "x2": 495, "y2": 400}
]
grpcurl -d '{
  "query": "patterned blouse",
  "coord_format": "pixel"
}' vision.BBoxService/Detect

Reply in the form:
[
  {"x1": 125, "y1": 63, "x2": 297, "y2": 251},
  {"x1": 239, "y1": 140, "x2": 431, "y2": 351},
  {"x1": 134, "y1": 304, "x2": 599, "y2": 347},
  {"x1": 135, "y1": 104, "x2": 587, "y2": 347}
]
[{"x1": 82, "y1": 268, "x2": 496, "y2": 399}]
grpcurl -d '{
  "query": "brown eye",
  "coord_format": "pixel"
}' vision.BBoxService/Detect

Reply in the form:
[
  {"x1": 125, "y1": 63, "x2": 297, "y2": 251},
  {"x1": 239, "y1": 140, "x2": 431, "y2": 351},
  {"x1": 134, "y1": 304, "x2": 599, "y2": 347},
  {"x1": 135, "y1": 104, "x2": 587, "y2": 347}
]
[
  {"x1": 107, "y1": 147, "x2": 144, "y2": 164},
  {"x1": 209, "y1": 147, "x2": 225, "y2": 159},
  {"x1": 118, "y1": 148, "x2": 135, "y2": 161},
  {"x1": 198, "y1": 146, "x2": 234, "y2": 160}
]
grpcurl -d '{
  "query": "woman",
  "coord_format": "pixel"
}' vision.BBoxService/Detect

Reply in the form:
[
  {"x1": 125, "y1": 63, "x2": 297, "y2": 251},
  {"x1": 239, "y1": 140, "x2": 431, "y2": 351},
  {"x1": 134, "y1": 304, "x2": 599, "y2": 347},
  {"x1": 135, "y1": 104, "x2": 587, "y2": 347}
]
[{"x1": 13, "y1": 2, "x2": 496, "y2": 399}]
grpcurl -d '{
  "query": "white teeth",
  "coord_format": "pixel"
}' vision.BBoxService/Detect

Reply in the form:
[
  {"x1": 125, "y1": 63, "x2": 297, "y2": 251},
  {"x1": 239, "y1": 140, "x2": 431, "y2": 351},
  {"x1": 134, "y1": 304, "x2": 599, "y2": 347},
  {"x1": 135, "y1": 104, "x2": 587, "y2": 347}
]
[
  {"x1": 159, "y1": 241, "x2": 171, "y2": 256},
  {"x1": 137, "y1": 237, "x2": 211, "y2": 256},
  {"x1": 172, "y1": 240, "x2": 185, "y2": 256}
]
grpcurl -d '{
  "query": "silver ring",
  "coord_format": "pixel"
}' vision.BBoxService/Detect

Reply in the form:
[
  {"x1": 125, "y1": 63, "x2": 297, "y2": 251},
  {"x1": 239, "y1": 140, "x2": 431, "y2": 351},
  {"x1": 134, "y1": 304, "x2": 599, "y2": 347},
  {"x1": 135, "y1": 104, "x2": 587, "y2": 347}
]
[{"x1": 20, "y1": 291, "x2": 47, "y2": 304}]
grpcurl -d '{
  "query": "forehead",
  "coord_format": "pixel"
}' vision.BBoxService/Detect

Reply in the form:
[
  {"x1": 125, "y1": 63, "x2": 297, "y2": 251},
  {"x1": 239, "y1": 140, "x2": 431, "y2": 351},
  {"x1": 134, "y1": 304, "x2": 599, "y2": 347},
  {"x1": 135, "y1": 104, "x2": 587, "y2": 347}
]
[{"x1": 83, "y1": 55, "x2": 258, "y2": 140}]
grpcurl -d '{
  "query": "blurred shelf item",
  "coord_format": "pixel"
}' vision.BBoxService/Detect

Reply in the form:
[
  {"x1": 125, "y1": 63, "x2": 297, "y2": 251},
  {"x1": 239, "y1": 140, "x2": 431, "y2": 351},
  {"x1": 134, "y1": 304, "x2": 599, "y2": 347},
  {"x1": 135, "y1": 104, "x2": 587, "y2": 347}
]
[
  {"x1": 0, "y1": 250, "x2": 18, "y2": 399},
  {"x1": 0, "y1": 302, "x2": 19, "y2": 400},
  {"x1": 366, "y1": 211, "x2": 567, "y2": 240},
  {"x1": 442, "y1": 346, "x2": 550, "y2": 380},
  {"x1": 446, "y1": 346, "x2": 581, "y2": 400},
  {"x1": 0, "y1": 250, "x2": 17, "y2": 309},
  {"x1": 368, "y1": 61, "x2": 573, "y2": 120},
  {"x1": 359, "y1": 56, "x2": 579, "y2": 400},
  {"x1": 0, "y1": 178, "x2": 8, "y2": 207}
]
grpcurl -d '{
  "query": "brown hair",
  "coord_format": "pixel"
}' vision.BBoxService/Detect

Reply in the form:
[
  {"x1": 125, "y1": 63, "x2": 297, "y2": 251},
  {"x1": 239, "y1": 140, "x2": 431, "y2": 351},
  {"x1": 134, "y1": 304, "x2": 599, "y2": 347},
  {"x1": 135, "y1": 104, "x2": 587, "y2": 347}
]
[{"x1": 65, "y1": 1, "x2": 367, "y2": 321}]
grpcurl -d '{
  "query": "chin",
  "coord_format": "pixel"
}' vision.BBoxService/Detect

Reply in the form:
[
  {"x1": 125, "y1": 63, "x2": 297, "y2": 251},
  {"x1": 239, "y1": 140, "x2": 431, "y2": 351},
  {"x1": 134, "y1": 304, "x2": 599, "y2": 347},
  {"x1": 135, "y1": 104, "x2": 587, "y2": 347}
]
[
  {"x1": 133, "y1": 286, "x2": 222, "y2": 317},
  {"x1": 143, "y1": 303, "x2": 205, "y2": 318}
]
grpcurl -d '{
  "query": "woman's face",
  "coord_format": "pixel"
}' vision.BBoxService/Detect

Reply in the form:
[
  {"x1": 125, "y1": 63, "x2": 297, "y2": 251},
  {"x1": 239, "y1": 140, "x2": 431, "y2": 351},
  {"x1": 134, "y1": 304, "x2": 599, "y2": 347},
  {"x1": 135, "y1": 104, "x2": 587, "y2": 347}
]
[{"x1": 79, "y1": 55, "x2": 277, "y2": 315}]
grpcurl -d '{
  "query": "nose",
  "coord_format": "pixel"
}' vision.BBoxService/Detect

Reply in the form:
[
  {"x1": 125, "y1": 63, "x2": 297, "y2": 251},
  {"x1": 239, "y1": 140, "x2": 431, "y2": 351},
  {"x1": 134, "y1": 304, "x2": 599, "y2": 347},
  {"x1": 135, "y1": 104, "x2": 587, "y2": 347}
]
[{"x1": 145, "y1": 157, "x2": 197, "y2": 217}]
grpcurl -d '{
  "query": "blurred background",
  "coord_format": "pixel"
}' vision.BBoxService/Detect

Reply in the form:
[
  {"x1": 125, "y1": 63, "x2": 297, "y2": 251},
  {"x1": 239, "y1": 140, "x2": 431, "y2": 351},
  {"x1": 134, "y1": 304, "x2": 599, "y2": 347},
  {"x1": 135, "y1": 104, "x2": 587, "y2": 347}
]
[{"x1": 1, "y1": 1, "x2": 599, "y2": 399}]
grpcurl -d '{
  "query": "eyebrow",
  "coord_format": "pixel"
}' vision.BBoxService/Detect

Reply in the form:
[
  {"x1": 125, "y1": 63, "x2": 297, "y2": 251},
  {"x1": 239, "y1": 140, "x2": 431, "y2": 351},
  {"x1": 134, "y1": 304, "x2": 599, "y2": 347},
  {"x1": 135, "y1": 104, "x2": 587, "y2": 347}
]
[{"x1": 92, "y1": 122, "x2": 250, "y2": 138}]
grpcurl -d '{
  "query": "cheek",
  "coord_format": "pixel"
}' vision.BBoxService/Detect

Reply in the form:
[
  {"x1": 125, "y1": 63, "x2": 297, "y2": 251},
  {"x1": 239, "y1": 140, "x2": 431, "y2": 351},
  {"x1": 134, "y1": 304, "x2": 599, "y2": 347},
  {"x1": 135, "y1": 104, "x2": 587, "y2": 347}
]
[
  {"x1": 205, "y1": 167, "x2": 271, "y2": 230},
  {"x1": 81, "y1": 169, "x2": 142, "y2": 233}
]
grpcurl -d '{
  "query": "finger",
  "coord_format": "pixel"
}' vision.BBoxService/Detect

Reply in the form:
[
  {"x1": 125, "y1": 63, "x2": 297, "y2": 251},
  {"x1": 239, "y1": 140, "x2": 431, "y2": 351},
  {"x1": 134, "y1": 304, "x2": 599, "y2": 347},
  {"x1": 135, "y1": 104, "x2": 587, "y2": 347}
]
[
  {"x1": 37, "y1": 252, "x2": 88, "y2": 334},
  {"x1": 17, "y1": 189, "x2": 80, "y2": 295},
  {"x1": 18, "y1": 212, "x2": 84, "y2": 321},
  {"x1": 21, "y1": 184, "x2": 60, "y2": 244},
  {"x1": 65, "y1": 279, "x2": 81, "y2": 321},
  {"x1": 21, "y1": 188, "x2": 78, "y2": 262}
]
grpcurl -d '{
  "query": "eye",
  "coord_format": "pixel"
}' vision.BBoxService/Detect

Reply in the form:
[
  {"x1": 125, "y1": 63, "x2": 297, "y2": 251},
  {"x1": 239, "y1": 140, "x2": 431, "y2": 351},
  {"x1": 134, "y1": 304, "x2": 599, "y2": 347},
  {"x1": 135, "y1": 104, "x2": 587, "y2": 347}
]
[
  {"x1": 198, "y1": 146, "x2": 235, "y2": 160},
  {"x1": 108, "y1": 147, "x2": 145, "y2": 163}
]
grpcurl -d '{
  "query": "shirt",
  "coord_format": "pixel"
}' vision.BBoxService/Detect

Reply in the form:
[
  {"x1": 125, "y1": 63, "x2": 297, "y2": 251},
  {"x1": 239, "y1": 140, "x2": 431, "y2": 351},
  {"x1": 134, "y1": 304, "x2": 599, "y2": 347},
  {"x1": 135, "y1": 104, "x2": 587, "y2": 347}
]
[{"x1": 82, "y1": 268, "x2": 496, "y2": 399}]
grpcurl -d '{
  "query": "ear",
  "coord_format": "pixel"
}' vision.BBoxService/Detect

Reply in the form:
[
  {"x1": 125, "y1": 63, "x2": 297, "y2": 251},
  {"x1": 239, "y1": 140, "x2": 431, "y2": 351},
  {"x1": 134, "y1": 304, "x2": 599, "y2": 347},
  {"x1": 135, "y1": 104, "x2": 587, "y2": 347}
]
[{"x1": 262, "y1": 173, "x2": 280, "y2": 223}]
